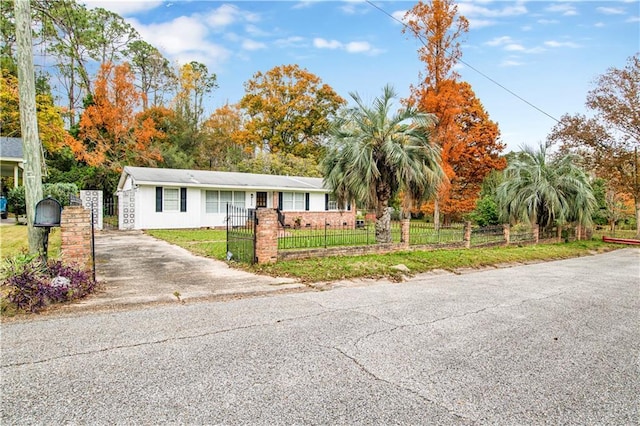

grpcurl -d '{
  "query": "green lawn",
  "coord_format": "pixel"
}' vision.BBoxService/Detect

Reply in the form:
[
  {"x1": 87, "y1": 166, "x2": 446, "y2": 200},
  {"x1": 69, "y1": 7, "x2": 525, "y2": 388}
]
[
  {"x1": 145, "y1": 229, "x2": 228, "y2": 260},
  {"x1": 0, "y1": 225, "x2": 61, "y2": 260},
  {"x1": 251, "y1": 240, "x2": 623, "y2": 283}
]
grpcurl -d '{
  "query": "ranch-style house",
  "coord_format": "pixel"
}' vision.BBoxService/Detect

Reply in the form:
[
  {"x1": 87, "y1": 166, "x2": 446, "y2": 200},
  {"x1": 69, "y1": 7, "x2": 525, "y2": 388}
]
[{"x1": 116, "y1": 166, "x2": 355, "y2": 230}]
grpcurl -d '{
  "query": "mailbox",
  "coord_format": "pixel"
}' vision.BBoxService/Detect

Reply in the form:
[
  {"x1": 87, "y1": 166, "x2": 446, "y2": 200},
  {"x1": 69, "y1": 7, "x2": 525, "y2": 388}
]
[{"x1": 34, "y1": 197, "x2": 62, "y2": 228}]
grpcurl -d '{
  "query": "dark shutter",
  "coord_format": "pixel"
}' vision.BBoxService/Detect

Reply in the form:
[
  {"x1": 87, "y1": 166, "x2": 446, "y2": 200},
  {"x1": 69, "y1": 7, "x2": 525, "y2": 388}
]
[
  {"x1": 180, "y1": 187, "x2": 187, "y2": 212},
  {"x1": 278, "y1": 192, "x2": 283, "y2": 210},
  {"x1": 305, "y1": 193, "x2": 310, "y2": 211},
  {"x1": 325, "y1": 194, "x2": 329, "y2": 211},
  {"x1": 155, "y1": 187, "x2": 162, "y2": 212}
]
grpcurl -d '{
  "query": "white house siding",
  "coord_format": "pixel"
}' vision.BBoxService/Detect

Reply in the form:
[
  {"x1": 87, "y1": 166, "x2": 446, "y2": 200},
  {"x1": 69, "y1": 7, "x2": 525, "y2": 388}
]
[{"x1": 135, "y1": 186, "x2": 202, "y2": 229}]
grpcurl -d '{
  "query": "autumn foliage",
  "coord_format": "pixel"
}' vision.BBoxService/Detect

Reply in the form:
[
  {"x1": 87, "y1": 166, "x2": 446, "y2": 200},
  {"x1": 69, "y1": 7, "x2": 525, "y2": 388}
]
[
  {"x1": 73, "y1": 62, "x2": 163, "y2": 171},
  {"x1": 404, "y1": 0, "x2": 505, "y2": 221}
]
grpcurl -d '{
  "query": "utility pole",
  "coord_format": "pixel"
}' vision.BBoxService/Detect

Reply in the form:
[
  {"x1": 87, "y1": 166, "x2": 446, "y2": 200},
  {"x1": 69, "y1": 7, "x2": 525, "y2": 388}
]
[{"x1": 14, "y1": 0, "x2": 45, "y2": 253}]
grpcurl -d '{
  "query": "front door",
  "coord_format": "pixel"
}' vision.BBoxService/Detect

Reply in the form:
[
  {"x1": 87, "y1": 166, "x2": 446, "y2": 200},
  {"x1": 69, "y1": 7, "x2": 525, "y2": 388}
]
[{"x1": 256, "y1": 192, "x2": 267, "y2": 208}]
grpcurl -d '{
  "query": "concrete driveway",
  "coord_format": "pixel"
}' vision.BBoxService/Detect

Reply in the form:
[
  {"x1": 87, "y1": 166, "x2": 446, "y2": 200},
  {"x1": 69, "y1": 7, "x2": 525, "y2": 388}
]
[{"x1": 72, "y1": 230, "x2": 302, "y2": 311}]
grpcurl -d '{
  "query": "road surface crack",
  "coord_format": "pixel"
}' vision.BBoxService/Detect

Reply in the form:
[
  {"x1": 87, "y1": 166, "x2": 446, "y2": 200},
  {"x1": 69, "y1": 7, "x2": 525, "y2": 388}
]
[{"x1": 332, "y1": 346, "x2": 475, "y2": 424}]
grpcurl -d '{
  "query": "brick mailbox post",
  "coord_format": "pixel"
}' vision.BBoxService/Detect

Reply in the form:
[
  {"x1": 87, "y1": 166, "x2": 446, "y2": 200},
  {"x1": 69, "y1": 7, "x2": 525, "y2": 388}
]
[{"x1": 61, "y1": 205, "x2": 92, "y2": 268}]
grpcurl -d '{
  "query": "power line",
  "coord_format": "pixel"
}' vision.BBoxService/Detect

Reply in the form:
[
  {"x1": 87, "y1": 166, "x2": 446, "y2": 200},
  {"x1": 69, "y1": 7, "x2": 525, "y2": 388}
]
[{"x1": 365, "y1": 0, "x2": 560, "y2": 124}]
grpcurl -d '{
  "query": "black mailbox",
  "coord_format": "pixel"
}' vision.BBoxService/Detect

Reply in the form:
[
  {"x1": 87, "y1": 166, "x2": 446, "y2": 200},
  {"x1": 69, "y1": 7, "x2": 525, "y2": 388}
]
[{"x1": 34, "y1": 197, "x2": 62, "y2": 227}]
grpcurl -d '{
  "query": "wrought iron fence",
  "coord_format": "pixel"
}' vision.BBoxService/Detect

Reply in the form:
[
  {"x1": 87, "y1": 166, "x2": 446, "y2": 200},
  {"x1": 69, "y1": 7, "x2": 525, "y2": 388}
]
[
  {"x1": 279, "y1": 222, "x2": 377, "y2": 250},
  {"x1": 471, "y1": 225, "x2": 505, "y2": 247},
  {"x1": 511, "y1": 224, "x2": 535, "y2": 243},
  {"x1": 409, "y1": 222, "x2": 465, "y2": 246},
  {"x1": 226, "y1": 205, "x2": 256, "y2": 263}
]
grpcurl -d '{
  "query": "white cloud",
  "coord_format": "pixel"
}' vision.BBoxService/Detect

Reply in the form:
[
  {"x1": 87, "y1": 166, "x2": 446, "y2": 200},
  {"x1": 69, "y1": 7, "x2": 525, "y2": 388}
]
[
  {"x1": 313, "y1": 37, "x2": 379, "y2": 55},
  {"x1": 458, "y1": 1, "x2": 527, "y2": 18},
  {"x1": 505, "y1": 44, "x2": 526, "y2": 52},
  {"x1": 544, "y1": 40, "x2": 581, "y2": 48},
  {"x1": 537, "y1": 19, "x2": 559, "y2": 25},
  {"x1": 340, "y1": 0, "x2": 369, "y2": 15},
  {"x1": 468, "y1": 18, "x2": 496, "y2": 29},
  {"x1": 627, "y1": 16, "x2": 640, "y2": 23},
  {"x1": 345, "y1": 41, "x2": 371, "y2": 53},
  {"x1": 485, "y1": 36, "x2": 515, "y2": 47},
  {"x1": 127, "y1": 16, "x2": 231, "y2": 68},
  {"x1": 275, "y1": 36, "x2": 307, "y2": 48},
  {"x1": 597, "y1": 7, "x2": 626, "y2": 15},
  {"x1": 594, "y1": 22, "x2": 606, "y2": 28},
  {"x1": 545, "y1": 4, "x2": 578, "y2": 16},
  {"x1": 204, "y1": 4, "x2": 259, "y2": 29},
  {"x1": 500, "y1": 59, "x2": 524, "y2": 67},
  {"x1": 391, "y1": 10, "x2": 407, "y2": 23},
  {"x1": 241, "y1": 39, "x2": 267, "y2": 51},
  {"x1": 314, "y1": 38, "x2": 343, "y2": 50},
  {"x1": 81, "y1": 0, "x2": 162, "y2": 16}
]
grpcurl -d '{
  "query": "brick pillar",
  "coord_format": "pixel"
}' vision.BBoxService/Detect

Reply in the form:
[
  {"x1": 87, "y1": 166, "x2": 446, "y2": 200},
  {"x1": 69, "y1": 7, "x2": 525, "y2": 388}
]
[
  {"x1": 464, "y1": 221, "x2": 472, "y2": 249},
  {"x1": 400, "y1": 219, "x2": 410, "y2": 247},
  {"x1": 255, "y1": 208, "x2": 278, "y2": 264},
  {"x1": 61, "y1": 205, "x2": 92, "y2": 268},
  {"x1": 503, "y1": 223, "x2": 510, "y2": 246}
]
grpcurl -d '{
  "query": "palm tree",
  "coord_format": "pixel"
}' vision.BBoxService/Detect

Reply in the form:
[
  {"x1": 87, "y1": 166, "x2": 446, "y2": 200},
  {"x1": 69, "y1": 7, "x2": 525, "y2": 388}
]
[
  {"x1": 496, "y1": 144, "x2": 597, "y2": 229},
  {"x1": 322, "y1": 85, "x2": 444, "y2": 243}
]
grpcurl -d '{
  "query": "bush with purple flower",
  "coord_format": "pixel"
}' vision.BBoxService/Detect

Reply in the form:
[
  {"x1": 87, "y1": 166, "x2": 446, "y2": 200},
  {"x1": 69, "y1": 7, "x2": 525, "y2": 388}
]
[{"x1": 1, "y1": 254, "x2": 96, "y2": 315}]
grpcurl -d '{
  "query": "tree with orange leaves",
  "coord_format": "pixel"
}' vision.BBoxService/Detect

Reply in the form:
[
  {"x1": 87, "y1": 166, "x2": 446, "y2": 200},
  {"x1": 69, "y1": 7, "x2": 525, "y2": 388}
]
[
  {"x1": 404, "y1": 0, "x2": 505, "y2": 224},
  {"x1": 74, "y1": 62, "x2": 164, "y2": 172}
]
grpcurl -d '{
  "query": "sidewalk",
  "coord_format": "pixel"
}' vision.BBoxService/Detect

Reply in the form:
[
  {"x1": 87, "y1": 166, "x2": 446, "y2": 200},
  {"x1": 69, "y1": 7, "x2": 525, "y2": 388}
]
[{"x1": 63, "y1": 230, "x2": 303, "y2": 312}]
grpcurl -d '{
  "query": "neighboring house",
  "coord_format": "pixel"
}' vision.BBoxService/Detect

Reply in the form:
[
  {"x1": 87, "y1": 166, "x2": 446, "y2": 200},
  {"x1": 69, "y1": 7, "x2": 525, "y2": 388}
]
[
  {"x1": 117, "y1": 166, "x2": 355, "y2": 230},
  {"x1": 0, "y1": 136, "x2": 24, "y2": 191}
]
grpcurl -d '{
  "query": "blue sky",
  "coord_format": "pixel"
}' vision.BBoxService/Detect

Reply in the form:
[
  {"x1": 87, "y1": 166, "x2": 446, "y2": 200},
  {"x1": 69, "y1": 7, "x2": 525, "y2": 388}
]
[{"x1": 83, "y1": 0, "x2": 640, "y2": 152}]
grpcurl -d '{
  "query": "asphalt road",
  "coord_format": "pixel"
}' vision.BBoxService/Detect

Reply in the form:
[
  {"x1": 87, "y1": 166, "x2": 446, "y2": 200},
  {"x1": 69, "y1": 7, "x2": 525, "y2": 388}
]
[{"x1": 1, "y1": 248, "x2": 639, "y2": 425}]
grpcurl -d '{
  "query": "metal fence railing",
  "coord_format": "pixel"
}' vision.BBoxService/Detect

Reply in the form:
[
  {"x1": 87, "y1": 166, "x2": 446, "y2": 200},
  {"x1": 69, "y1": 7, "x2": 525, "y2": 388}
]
[
  {"x1": 279, "y1": 223, "x2": 376, "y2": 250},
  {"x1": 471, "y1": 225, "x2": 505, "y2": 247},
  {"x1": 409, "y1": 222, "x2": 465, "y2": 246}
]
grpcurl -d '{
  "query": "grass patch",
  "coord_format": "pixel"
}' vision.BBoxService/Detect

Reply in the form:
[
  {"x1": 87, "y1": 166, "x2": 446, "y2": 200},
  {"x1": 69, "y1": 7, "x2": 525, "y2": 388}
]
[
  {"x1": 0, "y1": 225, "x2": 61, "y2": 259},
  {"x1": 247, "y1": 240, "x2": 622, "y2": 283},
  {"x1": 145, "y1": 229, "x2": 227, "y2": 260}
]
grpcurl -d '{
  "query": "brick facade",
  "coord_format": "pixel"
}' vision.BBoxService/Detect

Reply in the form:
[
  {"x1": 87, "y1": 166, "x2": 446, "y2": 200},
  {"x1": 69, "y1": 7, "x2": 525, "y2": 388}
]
[
  {"x1": 61, "y1": 206, "x2": 92, "y2": 269},
  {"x1": 280, "y1": 209, "x2": 357, "y2": 228}
]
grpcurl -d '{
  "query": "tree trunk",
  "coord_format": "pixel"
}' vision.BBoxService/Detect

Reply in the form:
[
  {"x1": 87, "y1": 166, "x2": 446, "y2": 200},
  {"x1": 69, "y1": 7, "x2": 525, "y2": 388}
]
[{"x1": 375, "y1": 203, "x2": 392, "y2": 244}]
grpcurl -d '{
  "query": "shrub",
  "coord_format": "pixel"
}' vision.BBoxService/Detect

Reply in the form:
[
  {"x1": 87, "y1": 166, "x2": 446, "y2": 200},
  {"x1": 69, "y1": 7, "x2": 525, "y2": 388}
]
[
  {"x1": 7, "y1": 183, "x2": 79, "y2": 218},
  {"x1": 1, "y1": 255, "x2": 95, "y2": 314}
]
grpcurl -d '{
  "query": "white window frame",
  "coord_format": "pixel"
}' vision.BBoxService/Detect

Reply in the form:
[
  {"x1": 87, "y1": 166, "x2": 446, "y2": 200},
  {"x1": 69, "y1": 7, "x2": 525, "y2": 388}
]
[
  {"x1": 282, "y1": 192, "x2": 305, "y2": 211},
  {"x1": 205, "y1": 190, "x2": 246, "y2": 213},
  {"x1": 163, "y1": 188, "x2": 180, "y2": 212},
  {"x1": 205, "y1": 191, "x2": 219, "y2": 213}
]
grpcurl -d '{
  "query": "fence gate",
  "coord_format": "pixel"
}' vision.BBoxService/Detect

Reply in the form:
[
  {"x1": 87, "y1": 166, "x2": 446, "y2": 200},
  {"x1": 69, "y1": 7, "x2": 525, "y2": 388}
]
[{"x1": 226, "y1": 205, "x2": 256, "y2": 264}]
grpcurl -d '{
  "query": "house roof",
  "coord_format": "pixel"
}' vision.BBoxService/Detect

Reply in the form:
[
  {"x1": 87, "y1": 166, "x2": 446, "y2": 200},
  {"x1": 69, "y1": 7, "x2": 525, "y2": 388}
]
[
  {"x1": 0, "y1": 137, "x2": 24, "y2": 160},
  {"x1": 119, "y1": 166, "x2": 328, "y2": 192}
]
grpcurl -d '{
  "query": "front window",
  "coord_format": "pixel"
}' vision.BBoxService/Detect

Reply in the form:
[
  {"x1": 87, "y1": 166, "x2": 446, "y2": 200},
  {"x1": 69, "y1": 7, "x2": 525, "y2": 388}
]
[
  {"x1": 205, "y1": 191, "x2": 218, "y2": 213},
  {"x1": 282, "y1": 192, "x2": 305, "y2": 210},
  {"x1": 206, "y1": 190, "x2": 246, "y2": 213},
  {"x1": 164, "y1": 188, "x2": 179, "y2": 211}
]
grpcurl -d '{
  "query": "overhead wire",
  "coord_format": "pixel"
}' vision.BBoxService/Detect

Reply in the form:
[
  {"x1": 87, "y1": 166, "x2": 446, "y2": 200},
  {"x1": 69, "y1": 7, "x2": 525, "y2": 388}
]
[{"x1": 365, "y1": 0, "x2": 561, "y2": 124}]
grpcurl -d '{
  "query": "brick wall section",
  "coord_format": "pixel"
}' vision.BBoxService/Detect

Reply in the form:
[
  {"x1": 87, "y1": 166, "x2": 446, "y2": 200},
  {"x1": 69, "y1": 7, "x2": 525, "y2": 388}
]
[
  {"x1": 281, "y1": 209, "x2": 357, "y2": 228},
  {"x1": 278, "y1": 243, "x2": 408, "y2": 262},
  {"x1": 61, "y1": 206, "x2": 92, "y2": 268},
  {"x1": 255, "y1": 208, "x2": 278, "y2": 264}
]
